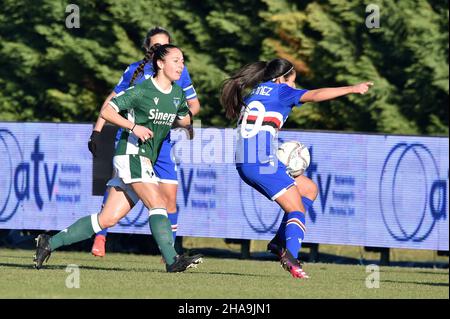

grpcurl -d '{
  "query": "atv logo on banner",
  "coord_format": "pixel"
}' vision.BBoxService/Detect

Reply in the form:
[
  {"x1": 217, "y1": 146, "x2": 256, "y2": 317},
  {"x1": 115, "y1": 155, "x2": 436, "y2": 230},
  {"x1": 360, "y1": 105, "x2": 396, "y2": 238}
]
[
  {"x1": 0, "y1": 124, "x2": 92, "y2": 229},
  {"x1": 379, "y1": 143, "x2": 447, "y2": 242},
  {"x1": 0, "y1": 129, "x2": 25, "y2": 222},
  {"x1": 0, "y1": 130, "x2": 59, "y2": 221}
]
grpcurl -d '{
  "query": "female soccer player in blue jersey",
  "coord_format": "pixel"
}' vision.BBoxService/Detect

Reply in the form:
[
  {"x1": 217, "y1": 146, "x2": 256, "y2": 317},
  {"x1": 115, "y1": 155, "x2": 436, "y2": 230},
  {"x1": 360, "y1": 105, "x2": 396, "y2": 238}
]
[
  {"x1": 221, "y1": 58, "x2": 373, "y2": 278},
  {"x1": 88, "y1": 27, "x2": 200, "y2": 256},
  {"x1": 34, "y1": 44, "x2": 203, "y2": 272}
]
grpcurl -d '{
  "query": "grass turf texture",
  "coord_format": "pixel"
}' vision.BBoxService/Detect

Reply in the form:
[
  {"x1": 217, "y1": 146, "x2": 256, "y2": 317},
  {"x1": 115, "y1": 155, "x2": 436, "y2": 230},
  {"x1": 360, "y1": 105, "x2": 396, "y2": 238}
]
[{"x1": 0, "y1": 248, "x2": 448, "y2": 299}]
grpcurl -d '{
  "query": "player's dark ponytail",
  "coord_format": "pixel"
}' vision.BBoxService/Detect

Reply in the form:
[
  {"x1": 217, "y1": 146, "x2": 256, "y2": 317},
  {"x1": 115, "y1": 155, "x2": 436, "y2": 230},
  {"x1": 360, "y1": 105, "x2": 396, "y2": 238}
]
[
  {"x1": 220, "y1": 61, "x2": 266, "y2": 120},
  {"x1": 220, "y1": 58, "x2": 295, "y2": 119},
  {"x1": 130, "y1": 46, "x2": 154, "y2": 85}
]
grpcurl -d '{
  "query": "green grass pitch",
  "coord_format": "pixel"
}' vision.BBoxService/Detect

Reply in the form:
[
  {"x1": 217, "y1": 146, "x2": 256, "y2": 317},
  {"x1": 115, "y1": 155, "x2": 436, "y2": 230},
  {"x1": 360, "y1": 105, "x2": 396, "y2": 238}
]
[{"x1": 0, "y1": 248, "x2": 448, "y2": 299}]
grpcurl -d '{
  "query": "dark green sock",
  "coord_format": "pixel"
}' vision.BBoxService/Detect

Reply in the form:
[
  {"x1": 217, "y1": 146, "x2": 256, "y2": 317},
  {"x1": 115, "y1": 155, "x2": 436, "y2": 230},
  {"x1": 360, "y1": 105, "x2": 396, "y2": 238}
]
[
  {"x1": 149, "y1": 213, "x2": 177, "y2": 265},
  {"x1": 49, "y1": 215, "x2": 96, "y2": 251}
]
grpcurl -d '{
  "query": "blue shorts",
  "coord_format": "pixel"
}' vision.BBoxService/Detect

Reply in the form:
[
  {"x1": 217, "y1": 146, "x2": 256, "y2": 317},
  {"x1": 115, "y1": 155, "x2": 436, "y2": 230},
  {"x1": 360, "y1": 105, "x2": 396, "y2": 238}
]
[
  {"x1": 153, "y1": 137, "x2": 178, "y2": 184},
  {"x1": 236, "y1": 161, "x2": 296, "y2": 201}
]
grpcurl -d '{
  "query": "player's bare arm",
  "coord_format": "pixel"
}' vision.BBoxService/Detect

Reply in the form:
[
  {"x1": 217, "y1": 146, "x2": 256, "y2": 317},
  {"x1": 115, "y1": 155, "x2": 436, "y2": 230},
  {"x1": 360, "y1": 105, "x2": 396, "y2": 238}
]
[{"x1": 300, "y1": 82, "x2": 374, "y2": 103}]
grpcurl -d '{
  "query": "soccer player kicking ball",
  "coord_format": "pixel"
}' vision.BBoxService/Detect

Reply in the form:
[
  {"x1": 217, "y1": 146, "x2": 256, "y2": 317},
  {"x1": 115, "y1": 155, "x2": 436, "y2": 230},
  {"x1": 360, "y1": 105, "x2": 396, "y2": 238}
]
[
  {"x1": 34, "y1": 44, "x2": 203, "y2": 272},
  {"x1": 221, "y1": 58, "x2": 372, "y2": 278}
]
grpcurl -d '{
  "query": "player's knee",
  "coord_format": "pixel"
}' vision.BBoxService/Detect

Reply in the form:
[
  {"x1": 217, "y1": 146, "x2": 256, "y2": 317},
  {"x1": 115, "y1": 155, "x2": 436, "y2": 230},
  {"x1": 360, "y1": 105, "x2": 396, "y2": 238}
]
[
  {"x1": 301, "y1": 179, "x2": 318, "y2": 201},
  {"x1": 99, "y1": 214, "x2": 119, "y2": 229}
]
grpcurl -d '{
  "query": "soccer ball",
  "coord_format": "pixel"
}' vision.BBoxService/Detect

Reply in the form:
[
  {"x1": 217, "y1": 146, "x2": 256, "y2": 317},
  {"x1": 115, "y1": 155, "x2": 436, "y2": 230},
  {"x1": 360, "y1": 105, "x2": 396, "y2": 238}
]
[{"x1": 276, "y1": 140, "x2": 311, "y2": 177}]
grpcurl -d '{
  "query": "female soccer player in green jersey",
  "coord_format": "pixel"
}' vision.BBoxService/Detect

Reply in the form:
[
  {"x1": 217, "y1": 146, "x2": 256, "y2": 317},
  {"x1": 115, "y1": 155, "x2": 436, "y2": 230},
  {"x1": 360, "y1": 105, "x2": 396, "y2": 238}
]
[
  {"x1": 88, "y1": 27, "x2": 201, "y2": 257},
  {"x1": 33, "y1": 44, "x2": 203, "y2": 272}
]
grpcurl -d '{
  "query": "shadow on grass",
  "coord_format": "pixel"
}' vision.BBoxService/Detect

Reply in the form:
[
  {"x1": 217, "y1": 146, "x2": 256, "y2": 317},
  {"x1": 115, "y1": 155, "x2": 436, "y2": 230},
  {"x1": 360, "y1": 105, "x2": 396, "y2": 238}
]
[
  {"x1": 380, "y1": 268, "x2": 449, "y2": 275},
  {"x1": 209, "y1": 249, "x2": 449, "y2": 270},
  {"x1": 0, "y1": 255, "x2": 36, "y2": 259},
  {"x1": 181, "y1": 270, "x2": 275, "y2": 278},
  {"x1": 0, "y1": 262, "x2": 165, "y2": 273},
  {"x1": 382, "y1": 280, "x2": 449, "y2": 287},
  {"x1": 0, "y1": 261, "x2": 274, "y2": 279}
]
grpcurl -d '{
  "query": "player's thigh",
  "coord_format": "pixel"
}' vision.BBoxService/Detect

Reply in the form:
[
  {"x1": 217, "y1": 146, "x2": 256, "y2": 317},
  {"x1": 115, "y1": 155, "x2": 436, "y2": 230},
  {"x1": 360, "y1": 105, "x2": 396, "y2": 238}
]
[
  {"x1": 275, "y1": 185, "x2": 305, "y2": 213},
  {"x1": 130, "y1": 182, "x2": 167, "y2": 209},
  {"x1": 294, "y1": 175, "x2": 318, "y2": 201},
  {"x1": 98, "y1": 186, "x2": 134, "y2": 228},
  {"x1": 159, "y1": 183, "x2": 178, "y2": 211}
]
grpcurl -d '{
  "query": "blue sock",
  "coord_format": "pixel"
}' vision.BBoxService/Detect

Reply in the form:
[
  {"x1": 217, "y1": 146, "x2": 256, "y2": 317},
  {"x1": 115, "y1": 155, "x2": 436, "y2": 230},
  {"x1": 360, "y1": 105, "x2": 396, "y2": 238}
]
[
  {"x1": 285, "y1": 211, "x2": 306, "y2": 259},
  {"x1": 302, "y1": 197, "x2": 313, "y2": 214},
  {"x1": 97, "y1": 228, "x2": 108, "y2": 236},
  {"x1": 274, "y1": 197, "x2": 314, "y2": 243},
  {"x1": 167, "y1": 211, "x2": 179, "y2": 242},
  {"x1": 96, "y1": 190, "x2": 109, "y2": 237}
]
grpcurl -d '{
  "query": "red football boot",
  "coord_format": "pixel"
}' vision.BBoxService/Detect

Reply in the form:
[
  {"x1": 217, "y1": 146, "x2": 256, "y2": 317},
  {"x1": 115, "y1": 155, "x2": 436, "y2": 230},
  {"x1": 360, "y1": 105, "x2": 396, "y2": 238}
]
[{"x1": 91, "y1": 234, "x2": 106, "y2": 257}]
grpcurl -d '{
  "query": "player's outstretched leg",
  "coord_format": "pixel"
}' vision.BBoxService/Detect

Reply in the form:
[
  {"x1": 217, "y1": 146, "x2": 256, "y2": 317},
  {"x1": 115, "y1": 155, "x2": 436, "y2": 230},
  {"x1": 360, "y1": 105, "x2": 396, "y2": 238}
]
[{"x1": 33, "y1": 214, "x2": 102, "y2": 269}]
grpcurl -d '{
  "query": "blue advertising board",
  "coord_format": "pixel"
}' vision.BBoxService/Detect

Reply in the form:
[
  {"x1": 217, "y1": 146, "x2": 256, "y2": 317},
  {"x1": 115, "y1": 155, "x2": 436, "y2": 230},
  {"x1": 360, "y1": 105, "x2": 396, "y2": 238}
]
[{"x1": 0, "y1": 123, "x2": 448, "y2": 251}]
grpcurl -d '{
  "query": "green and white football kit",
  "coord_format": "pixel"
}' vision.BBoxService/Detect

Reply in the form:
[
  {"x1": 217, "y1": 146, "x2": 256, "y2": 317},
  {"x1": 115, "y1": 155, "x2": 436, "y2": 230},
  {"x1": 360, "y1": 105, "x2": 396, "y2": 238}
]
[
  {"x1": 107, "y1": 77, "x2": 189, "y2": 203},
  {"x1": 36, "y1": 76, "x2": 200, "y2": 272}
]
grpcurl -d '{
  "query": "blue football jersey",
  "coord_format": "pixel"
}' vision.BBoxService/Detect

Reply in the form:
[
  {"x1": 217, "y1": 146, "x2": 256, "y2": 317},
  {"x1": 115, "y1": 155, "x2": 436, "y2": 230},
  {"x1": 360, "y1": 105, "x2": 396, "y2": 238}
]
[{"x1": 236, "y1": 81, "x2": 308, "y2": 165}]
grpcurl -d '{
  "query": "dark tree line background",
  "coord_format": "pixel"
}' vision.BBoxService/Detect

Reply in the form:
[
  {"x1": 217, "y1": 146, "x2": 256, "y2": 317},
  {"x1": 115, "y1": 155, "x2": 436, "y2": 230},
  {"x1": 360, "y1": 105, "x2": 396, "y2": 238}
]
[{"x1": 0, "y1": 0, "x2": 448, "y2": 135}]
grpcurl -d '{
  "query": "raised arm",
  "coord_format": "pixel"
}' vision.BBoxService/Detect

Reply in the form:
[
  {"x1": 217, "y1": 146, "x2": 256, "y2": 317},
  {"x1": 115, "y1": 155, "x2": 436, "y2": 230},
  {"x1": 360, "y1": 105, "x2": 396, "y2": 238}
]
[{"x1": 300, "y1": 82, "x2": 373, "y2": 103}]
